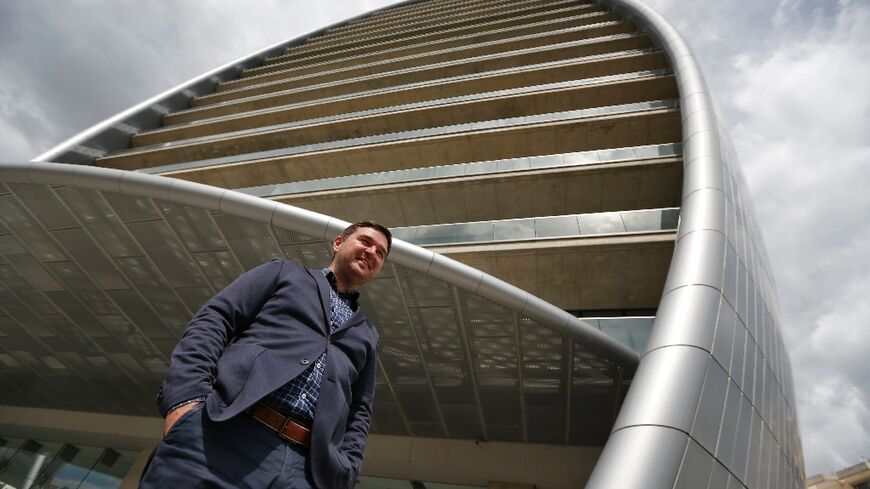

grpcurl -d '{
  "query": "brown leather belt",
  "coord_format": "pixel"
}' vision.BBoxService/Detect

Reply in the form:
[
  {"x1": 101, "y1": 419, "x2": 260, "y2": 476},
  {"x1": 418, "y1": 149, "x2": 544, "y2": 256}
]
[{"x1": 248, "y1": 403, "x2": 311, "y2": 447}]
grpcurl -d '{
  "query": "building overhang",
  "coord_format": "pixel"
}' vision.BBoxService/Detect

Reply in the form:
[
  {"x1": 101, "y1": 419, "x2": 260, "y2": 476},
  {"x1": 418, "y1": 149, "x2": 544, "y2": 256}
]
[{"x1": 0, "y1": 161, "x2": 638, "y2": 449}]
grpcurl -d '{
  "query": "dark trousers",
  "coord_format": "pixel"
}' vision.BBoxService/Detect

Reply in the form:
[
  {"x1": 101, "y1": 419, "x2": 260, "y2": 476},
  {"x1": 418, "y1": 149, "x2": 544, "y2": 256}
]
[{"x1": 140, "y1": 404, "x2": 315, "y2": 489}]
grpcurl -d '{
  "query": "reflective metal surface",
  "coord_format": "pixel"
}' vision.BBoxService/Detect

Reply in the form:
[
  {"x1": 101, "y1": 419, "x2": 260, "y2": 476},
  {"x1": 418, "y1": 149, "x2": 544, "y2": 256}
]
[
  {"x1": 584, "y1": 424, "x2": 688, "y2": 488},
  {"x1": 588, "y1": 0, "x2": 805, "y2": 488},
  {"x1": 610, "y1": 345, "x2": 708, "y2": 432}
]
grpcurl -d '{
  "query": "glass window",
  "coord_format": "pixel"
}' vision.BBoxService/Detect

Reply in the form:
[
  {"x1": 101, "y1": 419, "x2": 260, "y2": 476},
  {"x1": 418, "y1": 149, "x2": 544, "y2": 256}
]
[
  {"x1": 493, "y1": 219, "x2": 535, "y2": 242},
  {"x1": 649, "y1": 142, "x2": 682, "y2": 157},
  {"x1": 528, "y1": 154, "x2": 565, "y2": 169},
  {"x1": 580, "y1": 318, "x2": 602, "y2": 330},
  {"x1": 240, "y1": 143, "x2": 683, "y2": 197},
  {"x1": 241, "y1": 184, "x2": 274, "y2": 196},
  {"x1": 389, "y1": 227, "x2": 417, "y2": 242},
  {"x1": 0, "y1": 438, "x2": 136, "y2": 489},
  {"x1": 75, "y1": 448, "x2": 136, "y2": 489},
  {"x1": 0, "y1": 439, "x2": 63, "y2": 488},
  {"x1": 452, "y1": 222, "x2": 493, "y2": 244},
  {"x1": 463, "y1": 160, "x2": 498, "y2": 176},
  {"x1": 293, "y1": 179, "x2": 325, "y2": 193},
  {"x1": 596, "y1": 317, "x2": 654, "y2": 353},
  {"x1": 581, "y1": 106, "x2": 607, "y2": 117},
  {"x1": 496, "y1": 158, "x2": 530, "y2": 172},
  {"x1": 412, "y1": 224, "x2": 455, "y2": 245},
  {"x1": 561, "y1": 151, "x2": 600, "y2": 166},
  {"x1": 431, "y1": 164, "x2": 464, "y2": 179},
  {"x1": 622, "y1": 210, "x2": 662, "y2": 232},
  {"x1": 534, "y1": 216, "x2": 580, "y2": 239},
  {"x1": 578, "y1": 212, "x2": 625, "y2": 235},
  {"x1": 598, "y1": 148, "x2": 637, "y2": 162},
  {"x1": 660, "y1": 208, "x2": 680, "y2": 229},
  {"x1": 366, "y1": 170, "x2": 400, "y2": 185}
]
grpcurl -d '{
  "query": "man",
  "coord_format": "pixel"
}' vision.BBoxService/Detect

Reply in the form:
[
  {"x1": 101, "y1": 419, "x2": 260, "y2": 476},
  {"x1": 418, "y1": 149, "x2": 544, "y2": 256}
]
[{"x1": 140, "y1": 221, "x2": 392, "y2": 489}]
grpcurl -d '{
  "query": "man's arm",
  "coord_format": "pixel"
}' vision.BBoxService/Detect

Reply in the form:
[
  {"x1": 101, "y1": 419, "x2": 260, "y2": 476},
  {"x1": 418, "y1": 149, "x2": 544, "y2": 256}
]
[
  {"x1": 157, "y1": 258, "x2": 284, "y2": 418},
  {"x1": 341, "y1": 341, "x2": 378, "y2": 483}
]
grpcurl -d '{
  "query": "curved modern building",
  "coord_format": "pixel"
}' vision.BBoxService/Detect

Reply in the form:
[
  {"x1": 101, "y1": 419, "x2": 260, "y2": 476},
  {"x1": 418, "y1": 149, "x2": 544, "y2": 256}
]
[{"x1": 0, "y1": 0, "x2": 803, "y2": 488}]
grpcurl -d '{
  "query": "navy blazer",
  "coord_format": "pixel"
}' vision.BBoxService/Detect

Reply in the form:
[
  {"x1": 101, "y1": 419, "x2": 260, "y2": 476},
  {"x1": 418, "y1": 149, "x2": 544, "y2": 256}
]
[{"x1": 156, "y1": 258, "x2": 379, "y2": 489}]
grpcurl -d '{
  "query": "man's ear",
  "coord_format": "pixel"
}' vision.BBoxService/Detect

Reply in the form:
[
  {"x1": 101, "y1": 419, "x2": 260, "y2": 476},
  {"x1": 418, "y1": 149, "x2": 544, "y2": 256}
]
[{"x1": 332, "y1": 235, "x2": 343, "y2": 254}]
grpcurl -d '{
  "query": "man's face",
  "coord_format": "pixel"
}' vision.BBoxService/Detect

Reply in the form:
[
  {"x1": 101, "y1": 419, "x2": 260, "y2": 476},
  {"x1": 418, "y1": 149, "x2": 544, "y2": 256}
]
[{"x1": 331, "y1": 227, "x2": 389, "y2": 288}]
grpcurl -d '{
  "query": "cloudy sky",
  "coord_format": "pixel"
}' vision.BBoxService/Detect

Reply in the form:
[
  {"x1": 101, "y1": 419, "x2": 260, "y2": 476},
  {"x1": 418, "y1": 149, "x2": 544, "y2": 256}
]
[{"x1": 1, "y1": 0, "x2": 867, "y2": 477}]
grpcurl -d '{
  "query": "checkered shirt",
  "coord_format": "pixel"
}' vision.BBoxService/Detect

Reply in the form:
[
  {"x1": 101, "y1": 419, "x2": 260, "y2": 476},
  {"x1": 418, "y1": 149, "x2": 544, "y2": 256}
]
[{"x1": 262, "y1": 268, "x2": 357, "y2": 423}]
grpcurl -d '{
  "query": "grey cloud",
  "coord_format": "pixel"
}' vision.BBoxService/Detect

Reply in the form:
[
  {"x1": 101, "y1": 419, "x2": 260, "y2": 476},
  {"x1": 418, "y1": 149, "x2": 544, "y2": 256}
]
[
  {"x1": 645, "y1": 0, "x2": 870, "y2": 476},
  {"x1": 0, "y1": 0, "x2": 398, "y2": 160},
  {"x1": 645, "y1": 0, "x2": 870, "y2": 475}
]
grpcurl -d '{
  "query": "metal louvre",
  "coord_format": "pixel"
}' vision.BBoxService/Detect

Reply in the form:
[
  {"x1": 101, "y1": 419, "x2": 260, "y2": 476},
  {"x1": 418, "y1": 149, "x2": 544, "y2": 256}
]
[{"x1": 0, "y1": 178, "x2": 625, "y2": 444}]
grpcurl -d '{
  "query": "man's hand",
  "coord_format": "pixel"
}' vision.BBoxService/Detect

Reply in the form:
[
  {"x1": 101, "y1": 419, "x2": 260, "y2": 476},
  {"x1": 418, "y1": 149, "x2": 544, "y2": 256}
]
[{"x1": 164, "y1": 401, "x2": 202, "y2": 435}]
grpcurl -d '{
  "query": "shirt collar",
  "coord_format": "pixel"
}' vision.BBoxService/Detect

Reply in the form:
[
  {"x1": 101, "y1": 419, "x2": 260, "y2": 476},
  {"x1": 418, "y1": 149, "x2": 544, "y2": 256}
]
[{"x1": 321, "y1": 268, "x2": 360, "y2": 303}]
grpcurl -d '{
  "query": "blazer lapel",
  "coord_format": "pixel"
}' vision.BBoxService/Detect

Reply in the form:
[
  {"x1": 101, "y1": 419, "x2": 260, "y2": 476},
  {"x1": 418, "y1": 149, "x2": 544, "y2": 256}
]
[{"x1": 307, "y1": 268, "x2": 332, "y2": 336}]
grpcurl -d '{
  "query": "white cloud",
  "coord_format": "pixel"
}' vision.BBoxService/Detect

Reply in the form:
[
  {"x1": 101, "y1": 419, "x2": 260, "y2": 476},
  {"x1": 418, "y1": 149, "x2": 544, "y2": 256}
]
[
  {"x1": 729, "y1": 0, "x2": 870, "y2": 339},
  {"x1": 0, "y1": 62, "x2": 57, "y2": 159},
  {"x1": 649, "y1": 0, "x2": 870, "y2": 475},
  {"x1": 0, "y1": 0, "x2": 399, "y2": 160},
  {"x1": 796, "y1": 372, "x2": 870, "y2": 470},
  {"x1": 725, "y1": 0, "x2": 870, "y2": 475}
]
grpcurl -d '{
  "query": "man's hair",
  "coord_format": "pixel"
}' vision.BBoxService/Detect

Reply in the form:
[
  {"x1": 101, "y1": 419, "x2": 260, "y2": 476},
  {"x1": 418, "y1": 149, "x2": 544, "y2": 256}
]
[{"x1": 341, "y1": 220, "x2": 392, "y2": 254}]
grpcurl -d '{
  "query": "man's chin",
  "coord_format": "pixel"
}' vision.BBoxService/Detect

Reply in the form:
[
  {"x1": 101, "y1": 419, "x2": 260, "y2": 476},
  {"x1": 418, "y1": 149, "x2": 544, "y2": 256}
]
[
  {"x1": 353, "y1": 263, "x2": 381, "y2": 282},
  {"x1": 347, "y1": 262, "x2": 370, "y2": 280}
]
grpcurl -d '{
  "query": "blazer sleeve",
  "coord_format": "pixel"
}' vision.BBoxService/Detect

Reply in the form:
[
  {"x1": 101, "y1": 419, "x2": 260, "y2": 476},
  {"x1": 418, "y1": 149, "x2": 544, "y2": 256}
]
[
  {"x1": 157, "y1": 258, "x2": 284, "y2": 417},
  {"x1": 341, "y1": 334, "x2": 378, "y2": 483}
]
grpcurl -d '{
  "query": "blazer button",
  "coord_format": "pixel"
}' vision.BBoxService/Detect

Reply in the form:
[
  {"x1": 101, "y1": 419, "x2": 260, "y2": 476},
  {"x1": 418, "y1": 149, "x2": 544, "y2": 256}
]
[{"x1": 300, "y1": 358, "x2": 310, "y2": 365}]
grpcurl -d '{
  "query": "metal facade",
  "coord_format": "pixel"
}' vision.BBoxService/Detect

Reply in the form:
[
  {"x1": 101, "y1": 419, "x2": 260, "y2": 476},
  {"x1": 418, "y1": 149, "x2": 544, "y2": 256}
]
[{"x1": 584, "y1": 1, "x2": 805, "y2": 489}]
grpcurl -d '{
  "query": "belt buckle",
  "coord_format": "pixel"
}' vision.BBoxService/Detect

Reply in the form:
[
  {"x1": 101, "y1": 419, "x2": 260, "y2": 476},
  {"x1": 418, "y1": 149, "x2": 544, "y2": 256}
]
[{"x1": 278, "y1": 417, "x2": 302, "y2": 446}]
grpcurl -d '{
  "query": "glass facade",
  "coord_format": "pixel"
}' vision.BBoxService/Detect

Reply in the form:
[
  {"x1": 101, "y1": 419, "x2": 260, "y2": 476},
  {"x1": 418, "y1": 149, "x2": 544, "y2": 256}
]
[
  {"x1": 238, "y1": 143, "x2": 682, "y2": 198},
  {"x1": 0, "y1": 437, "x2": 137, "y2": 489},
  {"x1": 136, "y1": 99, "x2": 679, "y2": 175},
  {"x1": 392, "y1": 208, "x2": 679, "y2": 246},
  {"x1": 587, "y1": 317, "x2": 655, "y2": 354}
]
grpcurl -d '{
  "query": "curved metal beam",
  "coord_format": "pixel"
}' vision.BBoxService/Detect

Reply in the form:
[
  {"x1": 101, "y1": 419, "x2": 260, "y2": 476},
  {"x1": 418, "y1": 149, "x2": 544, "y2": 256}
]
[
  {"x1": 0, "y1": 161, "x2": 640, "y2": 367},
  {"x1": 586, "y1": 1, "x2": 802, "y2": 488}
]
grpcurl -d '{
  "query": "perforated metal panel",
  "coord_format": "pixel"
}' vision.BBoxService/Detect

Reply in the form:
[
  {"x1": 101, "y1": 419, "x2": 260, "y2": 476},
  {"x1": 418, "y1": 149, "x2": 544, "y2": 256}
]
[{"x1": 0, "y1": 180, "x2": 631, "y2": 442}]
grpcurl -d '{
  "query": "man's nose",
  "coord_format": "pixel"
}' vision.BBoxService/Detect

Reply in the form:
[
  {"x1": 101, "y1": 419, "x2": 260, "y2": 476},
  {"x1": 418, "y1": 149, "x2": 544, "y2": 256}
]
[{"x1": 363, "y1": 245, "x2": 379, "y2": 260}]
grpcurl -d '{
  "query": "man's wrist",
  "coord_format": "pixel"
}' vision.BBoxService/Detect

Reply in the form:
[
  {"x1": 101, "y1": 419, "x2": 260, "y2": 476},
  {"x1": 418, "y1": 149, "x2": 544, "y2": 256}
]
[{"x1": 168, "y1": 396, "x2": 206, "y2": 413}]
